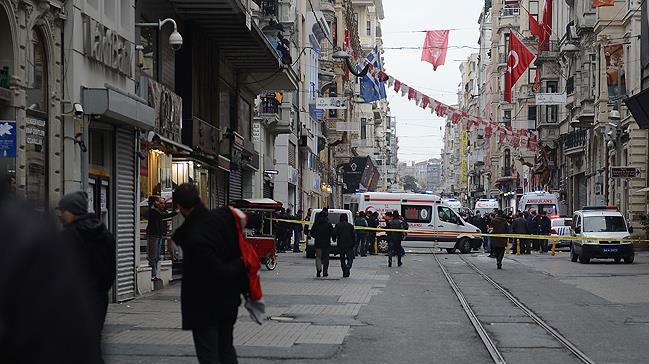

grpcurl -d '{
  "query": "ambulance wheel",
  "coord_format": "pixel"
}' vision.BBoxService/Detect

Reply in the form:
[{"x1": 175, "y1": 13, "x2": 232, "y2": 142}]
[
  {"x1": 579, "y1": 254, "x2": 590, "y2": 264},
  {"x1": 458, "y1": 238, "x2": 472, "y2": 254},
  {"x1": 624, "y1": 255, "x2": 635, "y2": 264},
  {"x1": 377, "y1": 237, "x2": 390, "y2": 253}
]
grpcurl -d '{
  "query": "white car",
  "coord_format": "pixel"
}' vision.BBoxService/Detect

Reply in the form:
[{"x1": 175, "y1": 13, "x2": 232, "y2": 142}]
[
  {"x1": 550, "y1": 217, "x2": 572, "y2": 249},
  {"x1": 570, "y1": 206, "x2": 634, "y2": 264},
  {"x1": 305, "y1": 209, "x2": 354, "y2": 258}
]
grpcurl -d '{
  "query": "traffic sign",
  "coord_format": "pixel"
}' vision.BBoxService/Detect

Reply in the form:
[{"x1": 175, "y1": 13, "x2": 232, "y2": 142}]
[{"x1": 610, "y1": 166, "x2": 641, "y2": 178}]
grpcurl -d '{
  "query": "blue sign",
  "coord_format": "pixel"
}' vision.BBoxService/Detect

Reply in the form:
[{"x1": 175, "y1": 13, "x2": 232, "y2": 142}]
[{"x1": 0, "y1": 120, "x2": 16, "y2": 158}]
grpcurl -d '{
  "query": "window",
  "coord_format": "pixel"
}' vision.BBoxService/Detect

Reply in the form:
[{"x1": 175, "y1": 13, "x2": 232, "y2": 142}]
[
  {"x1": 503, "y1": 110, "x2": 511, "y2": 126},
  {"x1": 437, "y1": 206, "x2": 462, "y2": 225},
  {"x1": 503, "y1": 149, "x2": 511, "y2": 176},
  {"x1": 366, "y1": 20, "x2": 372, "y2": 36},
  {"x1": 583, "y1": 216, "x2": 627, "y2": 233},
  {"x1": 545, "y1": 81, "x2": 558, "y2": 123},
  {"x1": 288, "y1": 141, "x2": 296, "y2": 167},
  {"x1": 353, "y1": 13, "x2": 358, "y2": 30},
  {"x1": 361, "y1": 117, "x2": 367, "y2": 139},
  {"x1": 402, "y1": 205, "x2": 433, "y2": 223},
  {"x1": 529, "y1": 0, "x2": 539, "y2": 21},
  {"x1": 138, "y1": 24, "x2": 157, "y2": 79},
  {"x1": 504, "y1": 33, "x2": 510, "y2": 57},
  {"x1": 528, "y1": 106, "x2": 537, "y2": 122}
]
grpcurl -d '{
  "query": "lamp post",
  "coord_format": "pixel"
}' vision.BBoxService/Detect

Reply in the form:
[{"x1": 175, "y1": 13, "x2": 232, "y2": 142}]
[{"x1": 331, "y1": 49, "x2": 371, "y2": 77}]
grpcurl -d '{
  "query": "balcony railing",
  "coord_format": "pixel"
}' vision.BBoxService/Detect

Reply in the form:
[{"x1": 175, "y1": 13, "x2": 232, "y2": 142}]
[
  {"x1": 501, "y1": 7, "x2": 520, "y2": 16},
  {"x1": 260, "y1": 95, "x2": 280, "y2": 115},
  {"x1": 261, "y1": 0, "x2": 277, "y2": 16},
  {"x1": 564, "y1": 129, "x2": 587, "y2": 152}
]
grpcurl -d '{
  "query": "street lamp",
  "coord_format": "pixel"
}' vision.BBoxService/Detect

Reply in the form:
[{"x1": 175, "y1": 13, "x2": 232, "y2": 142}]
[{"x1": 331, "y1": 48, "x2": 371, "y2": 77}]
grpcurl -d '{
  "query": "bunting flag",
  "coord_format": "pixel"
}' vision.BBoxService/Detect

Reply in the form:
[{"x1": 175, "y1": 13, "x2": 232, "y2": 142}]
[
  {"x1": 593, "y1": 0, "x2": 614, "y2": 7},
  {"x1": 421, "y1": 30, "x2": 450, "y2": 71},
  {"x1": 504, "y1": 32, "x2": 536, "y2": 102}
]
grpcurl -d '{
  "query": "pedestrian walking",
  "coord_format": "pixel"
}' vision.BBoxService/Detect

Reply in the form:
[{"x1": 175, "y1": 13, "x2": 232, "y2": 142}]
[
  {"x1": 386, "y1": 210, "x2": 408, "y2": 267},
  {"x1": 146, "y1": 195, "x2": 176, "y2": 281},
  {"x1": 57, "y1": 191, "x2": 117, "y2": 362},
  {"x1": 490, "y1": 211, "x2": 510, "y2": 269},
  {"x1": 354, "y1": 211, "x2": 369, "y2": 256},
  {"x1": 1, "y1": 178, "x2": 104, "y2": 363},
  {"x1": 366, "y1": 211, "x2": 380, "y2": 254},
  {"x1": 333, "y1": 214, "x2": 356, "y2": 277},
  {"x1": 292, "y1": 209, "x2": 304, "y2": 253},
  {"x1": 512, "y1": 212, "x2": 529, "y2": 254},
  {"x1": 171, "y1": 184, "x2": 245, "y2": 364},
  {"x1": 538, "y1": 210, "x2": 552, "y2": 253},
  {"x1": 310, "y1": 208, "x2": 334, "y2": 277}
]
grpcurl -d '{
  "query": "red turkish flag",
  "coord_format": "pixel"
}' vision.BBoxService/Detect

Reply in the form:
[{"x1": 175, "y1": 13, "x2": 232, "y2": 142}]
[
  {"x1": 504, "y1": 32, "x2": 535, "y2": 102},
  {"x1": 421, "y1": 30, "x2": 450, "y2": 71},
  {"x1": 593, "y1": 0, "x2": 614, "y2": 7},
  {"x1": 540, "y1": 0, "x2": 552, "y2": 50},
  {"x1": 529, "y1": 14, "x2": 543, "y2": 40}
]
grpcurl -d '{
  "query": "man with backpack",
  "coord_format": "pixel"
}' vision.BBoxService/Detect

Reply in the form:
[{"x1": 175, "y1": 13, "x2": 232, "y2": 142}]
[{"x1": 171, "y1": 184, "x2": 245, "y2": 364}]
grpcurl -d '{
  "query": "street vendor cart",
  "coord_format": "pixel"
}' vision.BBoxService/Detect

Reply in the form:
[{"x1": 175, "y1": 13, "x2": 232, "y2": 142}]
[{"x1": 229, "y1": 198, "x2": 283, "y2": 270}]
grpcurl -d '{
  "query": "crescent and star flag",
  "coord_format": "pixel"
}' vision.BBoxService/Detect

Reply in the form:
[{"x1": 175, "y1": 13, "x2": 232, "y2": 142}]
[
  {"x1": 504, "y1": 32, "x2": 535, "y2": 103},
  {"x1": 358, "y1": 46, "x2": 387, "y2": 103},
  {"x1": 593, "y1": 0, "x2": 614, "y2": 6},
  {"x1": 421, "y1": 30, "x2": 449, "y2": 71}
]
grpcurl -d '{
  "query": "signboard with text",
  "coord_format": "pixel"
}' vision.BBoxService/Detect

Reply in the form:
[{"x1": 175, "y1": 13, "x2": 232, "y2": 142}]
[
  {"x1": 535, "y1": 93, "x2": 567, "y2": 105},
  {"x1": 0, "y1": 120, "x2": 16, "y2": 157},
  {"x1": 610, "y1": 166, "x2": 641, "y2": 178},
  {"x1": 316, "y1": 97, "x2": 349, "y2": 109}
]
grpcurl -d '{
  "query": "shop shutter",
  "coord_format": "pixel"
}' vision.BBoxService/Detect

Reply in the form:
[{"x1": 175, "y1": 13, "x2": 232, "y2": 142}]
[
  {"x1": 263, "y1": 180, "x2": 274, "y2": 199},
  {"x1": 115, "y1": 128, "x2": 136, "y2": 301},
  {"x1": 229, "y1": 169, "x2": 243, "y2": 201},
  {"x1": 217, "y1": 170, "x2": 228, "y2": 207}
]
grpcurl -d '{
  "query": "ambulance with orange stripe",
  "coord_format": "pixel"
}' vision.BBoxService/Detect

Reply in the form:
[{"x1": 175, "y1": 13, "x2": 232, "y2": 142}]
[{"x1": 358, "y1": 192, "x2": 483, "y2": 254}]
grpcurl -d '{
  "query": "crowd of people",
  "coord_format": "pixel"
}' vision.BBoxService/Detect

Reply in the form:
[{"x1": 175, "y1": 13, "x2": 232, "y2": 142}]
[{"x1": 467, "y1": 209, "x2": 553, "y2": 269}]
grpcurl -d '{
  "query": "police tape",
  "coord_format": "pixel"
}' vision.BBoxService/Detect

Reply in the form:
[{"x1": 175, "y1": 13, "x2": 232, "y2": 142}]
[{"x1": 268, "y1": 218, "x2": 649, "y2": 244}]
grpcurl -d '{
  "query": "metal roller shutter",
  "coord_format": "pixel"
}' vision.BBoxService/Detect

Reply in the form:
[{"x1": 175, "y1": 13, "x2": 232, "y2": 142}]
[
  {"x1": 229, "y1": 169, "x2": 243, "y2": 201},
  {"x1": 217, "y1": 170, "x2": 228, "y2": 207},
  {"x1": 263, "y1": 180, "x2": 274, "y2": 199},
  {"x1": 115, "y1": 128, "x2": 136, "y2": 301}
]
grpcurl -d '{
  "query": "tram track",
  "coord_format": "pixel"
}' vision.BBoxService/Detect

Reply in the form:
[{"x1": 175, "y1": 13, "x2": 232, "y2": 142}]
[{"x1": 433, "y1": 253, "x2": 596, "y2": 364}]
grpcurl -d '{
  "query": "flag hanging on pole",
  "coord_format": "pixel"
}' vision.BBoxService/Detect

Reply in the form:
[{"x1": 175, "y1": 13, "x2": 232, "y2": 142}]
[
  {"x1": 358, "y1": 46, "x2": 387, "y2": 103},
  {"x1": 504, "y1": 32, "x2": 536, "y2": 103},
  {"x1": 421, "y1": 30, "x2": 450, "y2": 71},
  {"x1": 540, "y1": 0, "x2": 552, "y2": 50},
  {"x1": 593, "y1": 0, "x2": 614, "y2": 7}
]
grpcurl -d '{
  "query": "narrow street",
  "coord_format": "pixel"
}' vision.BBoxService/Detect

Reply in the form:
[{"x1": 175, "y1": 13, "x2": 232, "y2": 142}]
[{"x1": 105, "y1": 249, "x2": 649, "y2": 364}]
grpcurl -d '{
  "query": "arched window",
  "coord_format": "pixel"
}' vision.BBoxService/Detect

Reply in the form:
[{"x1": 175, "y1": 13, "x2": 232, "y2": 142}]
[
  {"x1": 25, "y1": 30, "x2": 48, "y2": 208},
  {"x1": 503, "y1": 149, "x2": 511, "y2": 176}
]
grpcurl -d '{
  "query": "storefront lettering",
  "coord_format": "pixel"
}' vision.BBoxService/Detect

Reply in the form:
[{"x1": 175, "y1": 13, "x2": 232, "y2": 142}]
[
  {"x1": 25, "y1": 117, "x2": 46, "y2": 146},
  {"x1": 82, "y1": 14, "x2": 133, "y2": 77}
]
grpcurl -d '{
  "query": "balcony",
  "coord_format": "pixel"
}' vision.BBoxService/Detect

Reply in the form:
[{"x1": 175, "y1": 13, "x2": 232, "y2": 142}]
[
  {"x1": 512, "y1": 119, "x2": 536, "y2": 131},
  {"x1": 498, "y1": 7, "x2": 520, "y2": 29},
  {"x1": 564, "y1": 129, "x2": 587, "y2": 155},
  {"x1": 534, "y1": 41, "x2": 559, "y2": 64}
]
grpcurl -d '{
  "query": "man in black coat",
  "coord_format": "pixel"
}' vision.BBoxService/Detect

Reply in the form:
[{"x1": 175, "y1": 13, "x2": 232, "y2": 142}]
[
  {"x1": 537, "y1": 210, "x2": 552, "y2": 253},
  {"x1": 171, "y1": 184, "x2": 245, "y2": 364},
  {"x1": 1, "y1": 182, "x2": 102, "y2": 363},
  {"x1": 333, "y1": 214, "x2": 356, "y2": 277},
  {"x1": 57, "y1": 191, "x2": 117, "y2": 362},
  {"x1": 309, "y1": 208, "x2": 334, "y2": 277},
  {"x1": 512, "y1": 212, "x2": 530, "y2": 254}
]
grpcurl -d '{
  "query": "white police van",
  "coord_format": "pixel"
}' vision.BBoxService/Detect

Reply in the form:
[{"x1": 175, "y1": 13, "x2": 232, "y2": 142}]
[{"x1": 570, "y1": 206, "x2": 634, "y2": 264}]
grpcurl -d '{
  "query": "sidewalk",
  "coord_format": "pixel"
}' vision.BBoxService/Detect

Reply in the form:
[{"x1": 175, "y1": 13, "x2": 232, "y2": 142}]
[{"x1": 104, "y1": 253, "x2": 390, "y2": 363}]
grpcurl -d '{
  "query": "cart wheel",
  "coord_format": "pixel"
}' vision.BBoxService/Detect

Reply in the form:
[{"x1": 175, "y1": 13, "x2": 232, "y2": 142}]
[{"x1": 265, "y1": 253, "x2": 277, "y2": 270}]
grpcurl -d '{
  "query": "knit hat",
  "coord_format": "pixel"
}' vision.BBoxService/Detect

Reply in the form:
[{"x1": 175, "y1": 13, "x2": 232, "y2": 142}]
[{"x1": 57, "y1": 191, "x2": 89, "y2": 216}]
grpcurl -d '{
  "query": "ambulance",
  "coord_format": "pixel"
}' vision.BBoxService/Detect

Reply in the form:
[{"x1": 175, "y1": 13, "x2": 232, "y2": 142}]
[
  {"x1": 357, "y1": 192, "x2": 483, "y2": 253},
  {"x1": 519, "y1": 191, "x2": 559, "y2": 216},
  {"x1": 474, "y1": 198, "x2": 499, "y2": 216}
]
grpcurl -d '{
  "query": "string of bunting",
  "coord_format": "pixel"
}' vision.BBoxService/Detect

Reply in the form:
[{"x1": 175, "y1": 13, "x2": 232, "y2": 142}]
[{"x1": 366, "y1": 66, "x2": 539, "y2": 152}]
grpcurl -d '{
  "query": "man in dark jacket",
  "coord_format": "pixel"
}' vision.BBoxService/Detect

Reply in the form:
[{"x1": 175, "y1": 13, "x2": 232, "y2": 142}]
[
  {"x1": 333, "y1": 214, "x2": 356, "y2": 277},
  {"x1": 354, "y1": 211, "x2": 369, "y2": 256},
  {"x1": 171, "y1": 184, "x2": 245, "y2": 364},
  {"x1": 490, "y1": 211, "x2": 510, "y2": 269},
  {"x1": 1, "y1": 182, "x2": 102, "y2": 363},
  {"x1": 512, "y1": 212, "x2": 529, "y2": 254},
  {"x1": 386, "y1": 210, "x2": 408, "y2": 267},
  {"x1": 366, "y1": 211, "x2": 380, "y2": 255},
  {"x1": 537, "y1": 210, "x2": 552, "y2": 253},
  {"x1": 146, "y1": 195, "x2": 177, "y2": 280},
  {"x1": 528, "y1": 210, "x2": 540, "y2": 251},
  {"x1": 57, "y1": 191, "x2": 117, "y2": 362},
  {"x1": 292, "y1": 209, "x2": 304, "y2": 253},
  {"x1": 309, "y1": 208, "x2": 334, "y2": 277},
  {"x1": 276, "y1": 208, "x2": 291, "y2": 252}
]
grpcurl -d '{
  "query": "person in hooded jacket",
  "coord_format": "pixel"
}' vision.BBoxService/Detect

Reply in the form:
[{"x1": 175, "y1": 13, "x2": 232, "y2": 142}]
[
  {"x1": 146, "y1": 195, "x2": 177, "y2": 281},
  {"x1": 333, "y1": 214, "x2": 356, "y2": 277},
  {"x1": 171, "y1": 184, "x2": 245, "y2": 364},
  {"x1": 57, "y1": 191, "x2": 117, "y2": 362},
  {"x1": 309, "y1": 208, "x2": 334, "y2": 277}
]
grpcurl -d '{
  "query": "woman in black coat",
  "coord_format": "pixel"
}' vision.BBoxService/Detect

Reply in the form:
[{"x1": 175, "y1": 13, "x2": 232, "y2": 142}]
[{"x1": 333, "y1": 214, "x2": 356, "y2": 277}]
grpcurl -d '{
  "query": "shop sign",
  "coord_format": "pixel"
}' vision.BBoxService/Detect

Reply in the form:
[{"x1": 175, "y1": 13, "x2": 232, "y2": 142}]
[
  {"x1": 535, "y1": 93, "x2": 567, "y2": 105},
  {"x1": 146, "y1": 78, "x2": 182, "y2": 142},
  {"x1": 82, "y1": 14, "x2": 133, "y2": 77},
  {"x1": 252, "y1": 120, "x2": 261, "y2": 142},
  {"x1": 611, "y1": 166, "x2": 641, "y2": 178},
  {"x1": 0, "y1": 120, "x2": 16, "y2": 157},
  {"x1": 316, "y1": 97, "x2": 348, "y2": 109},
  {"x1": 25, "y1": 118, "x2": 46, "y2": 146}
]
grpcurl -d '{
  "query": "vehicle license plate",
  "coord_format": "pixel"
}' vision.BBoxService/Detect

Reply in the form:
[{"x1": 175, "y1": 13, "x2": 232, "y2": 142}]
[{"x1": 602, "y1": 247, "x2": 618, "y2": 253}]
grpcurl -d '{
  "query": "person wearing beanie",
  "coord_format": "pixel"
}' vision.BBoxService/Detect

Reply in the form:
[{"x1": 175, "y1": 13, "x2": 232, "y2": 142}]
[{"x1": 57, "y1": 191, "x2": 116, "y2": 360}]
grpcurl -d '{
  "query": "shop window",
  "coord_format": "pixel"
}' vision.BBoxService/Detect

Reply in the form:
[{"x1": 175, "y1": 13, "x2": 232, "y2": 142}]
[
  {"x1": 289, "y1": 141, "x2": 297, "y2": 168},
  {"x1": 138, "y1": 23, "x2": 157, "y2": 79},
  {"x1": 361, "y1": 118, "x2": 367, "y2": 140},
  {"x1": 26, "y1": 31, "x2": 47, "y2": 113}
]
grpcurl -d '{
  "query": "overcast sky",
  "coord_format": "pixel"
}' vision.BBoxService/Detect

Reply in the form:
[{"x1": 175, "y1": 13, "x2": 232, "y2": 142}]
[{"x1": 381, "y1": 0, "x2": 482, "y2": 164}]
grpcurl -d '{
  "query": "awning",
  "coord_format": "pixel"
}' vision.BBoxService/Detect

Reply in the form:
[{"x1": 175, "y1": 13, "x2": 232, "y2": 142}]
[
  {"x1": 83, "y1": 86, "x2": 155, "y2": 130},
  {"x1": 146, "y1": 131, "x2": 193, "y2": 154},
  {"x1": 170, "y1": 0, "x2": 298, "y2": 91}
]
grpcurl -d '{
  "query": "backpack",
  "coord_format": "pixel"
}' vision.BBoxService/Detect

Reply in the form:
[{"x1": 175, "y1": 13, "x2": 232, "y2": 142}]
[
  {"x1": 229, "y1": 207, "x2": 263, "y2": 301},
  {"x1": 400, "y1": 220, "x2": 409, "y2": 241}
]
